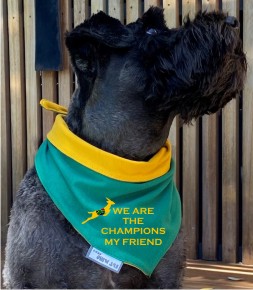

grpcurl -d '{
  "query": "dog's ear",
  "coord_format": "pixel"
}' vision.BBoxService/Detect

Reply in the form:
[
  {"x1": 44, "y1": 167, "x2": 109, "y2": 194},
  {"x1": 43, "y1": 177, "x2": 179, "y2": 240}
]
[
  {"x1": 140, "y1": 6, "x2": 167, "y2": 30},
  {"x1": 65, "y1": 12, "x2": 134, "y2": 75}
]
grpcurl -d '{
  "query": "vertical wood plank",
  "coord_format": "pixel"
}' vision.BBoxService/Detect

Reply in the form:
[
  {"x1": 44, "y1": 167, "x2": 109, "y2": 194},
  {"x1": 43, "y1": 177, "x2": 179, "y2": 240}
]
[
  {"x1": 202, "y1": 114, "x2": 219, "y2": 260},
  {"x1": 201, "y1": 0, "x2": 219, "y2": 261},
  {"x1": 182, "y1": 0, "x2": 200, "y2": 20},
  {"x1": 202, "y1": 0, "x2": 219, "y2": 10},
  {"x1": 108, "y1": 0, "x2": 124, "y2": 22},
  {"x1": 58, "y1": 0, "x2": 73, "y2": 108},
  {"x1": 24, "y1": 0, "x2": 41, "y2": 168},
  {"x1": 126, "y1": 0, "x2": 141, "y2": 24},
  {"x1": 91, "y1": 0, "x2": 106, "y2": 14},
  {"x1": 42, "y1": 72, "x2": 57, "y2": 139},
  {"x1": 163, "y1": 0, "x2": 179, "y2": 27},
  {"x1": 182, "y1": 0, "x2": 200, "y2": 260},
  {"x1": 145, "y1": 0, "x2": 161, "y2": 11},
  {"x1": 7, "y1": 0, "x2": 26, "y2": 197},
  {"x1": 221, "y1": 0, "x2": 239, "y2": 263},
  {"x1": 74, "y1": 0, "x2": 89, "y2": 26},
  {"x1": 242, "y1": 0, "x2": 253, "y2": 265},
  {"x1": 1, "y1": 0, "x2": 11, "y2": 248},
  {"x1": 163, "y1": 0, "x2": 180, "y2": 188},
  {"x1": 73, "y1": 0, "x2": 90, "y2": 88},
  {"x1": 169, "y1": 118, "x2": 180, "y2": 187}
]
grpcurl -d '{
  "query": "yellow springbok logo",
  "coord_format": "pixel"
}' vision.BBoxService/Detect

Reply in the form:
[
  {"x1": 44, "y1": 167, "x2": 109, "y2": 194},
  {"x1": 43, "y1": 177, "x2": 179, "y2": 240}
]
[{"x1": 82, "y1": 197, "x2": 116, "y2": 224}]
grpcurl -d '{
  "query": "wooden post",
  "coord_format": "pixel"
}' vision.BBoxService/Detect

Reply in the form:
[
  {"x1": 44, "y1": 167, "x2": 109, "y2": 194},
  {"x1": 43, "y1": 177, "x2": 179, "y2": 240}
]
[
  {"x1": 126, "y1": 0, "x2": 141, "y2": 24},
  {"x1": 202, "y1": 0, "x2": 219, "y2": 10},
  {"x1": 221, "y1": 0, "x2": 239, "y2": 263},
  {"x1": 42, "y1": 72, "x2": 57, "y2": 139},
  {"x1": 73, "y1": 0, "x2": 90, "y2": 88},
  {"x1": 163, "y1": 0, "x2": 180, "y2": 188},
  {"x1": 145, "y1": 0, "x2": 161, "y2": 11},
  {"x1": 1, "y1": 0, "x2": 12, "y2": 248},
  {"x1": 201, "y1": 0, "x2": 219, "y2": 261},
  {"x1": 91, "y1": 0, "x2": 106, "y2": 14},
  {"x1": 58, "y1": 0, "x2": 73, "y2": 108},
  {"x1": 182, "y1": 0, "x2": 200, "y2": 261},
  {"x1": 242, "y1": 0, "x2": 253, "y2": 265},
  {"x1": 202, "y1": 114, "x2": 219, "y2": 260},
  {"x1": 7, "y1": 0, "x2": 27, "y2": 198},
  {"x1": 24, "y1": 0, "x2": 42, "y2": 168},
  {"x1": 74, "y1": 0, "x2": 89, "y2": 26},
  {"x1": 163, "y1": 0, "x2": 179, "y2": 27},
  {"x1": 108, "y1": 0, "x2": 124, "y2": 23}
]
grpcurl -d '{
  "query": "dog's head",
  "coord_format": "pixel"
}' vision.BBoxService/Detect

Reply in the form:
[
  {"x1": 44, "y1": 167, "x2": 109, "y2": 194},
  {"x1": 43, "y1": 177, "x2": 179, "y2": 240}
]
[{"x1": 65, "y1": 7, "x2": 246, "y2": 158}]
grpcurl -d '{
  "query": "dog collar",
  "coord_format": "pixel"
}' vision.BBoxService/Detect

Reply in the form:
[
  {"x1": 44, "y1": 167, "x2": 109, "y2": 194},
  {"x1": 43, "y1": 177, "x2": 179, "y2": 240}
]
[{"x1": 35, "y1": 100, "x2": 182, "y2": 276}]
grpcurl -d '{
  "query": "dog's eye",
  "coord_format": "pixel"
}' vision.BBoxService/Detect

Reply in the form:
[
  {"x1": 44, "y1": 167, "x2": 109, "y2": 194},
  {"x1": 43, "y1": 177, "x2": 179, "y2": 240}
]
[{"x1": 146, "y1": 28, "x2": 158, "y2": 35}]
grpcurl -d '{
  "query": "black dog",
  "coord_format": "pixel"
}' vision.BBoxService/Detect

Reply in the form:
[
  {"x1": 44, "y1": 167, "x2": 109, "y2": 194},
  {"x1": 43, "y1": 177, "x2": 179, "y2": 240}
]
[{"x1": 3, "y1": 7, "x2": 246, "y2": 289}]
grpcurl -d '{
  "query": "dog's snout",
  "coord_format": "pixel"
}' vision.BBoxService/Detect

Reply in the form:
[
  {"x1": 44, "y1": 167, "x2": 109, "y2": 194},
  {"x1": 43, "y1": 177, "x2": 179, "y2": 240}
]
[{"x1": 225, "y1": 16, "x2": 239, "y2": 28}]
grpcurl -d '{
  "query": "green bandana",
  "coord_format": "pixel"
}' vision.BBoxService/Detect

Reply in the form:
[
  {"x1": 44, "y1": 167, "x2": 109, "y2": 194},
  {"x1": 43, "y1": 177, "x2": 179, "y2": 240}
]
[{"x1": 35, "y1": 113, "x2": 181, "y2": 276}]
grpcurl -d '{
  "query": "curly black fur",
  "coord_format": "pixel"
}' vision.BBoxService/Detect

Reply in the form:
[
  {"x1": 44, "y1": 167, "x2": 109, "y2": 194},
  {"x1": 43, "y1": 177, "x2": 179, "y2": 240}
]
[
  {"x1": 140, "y1": 11, "x2": 246, "y2": 122},
  {"x1": 3, "y1": 7, "x2": 246, "y2": 289}
]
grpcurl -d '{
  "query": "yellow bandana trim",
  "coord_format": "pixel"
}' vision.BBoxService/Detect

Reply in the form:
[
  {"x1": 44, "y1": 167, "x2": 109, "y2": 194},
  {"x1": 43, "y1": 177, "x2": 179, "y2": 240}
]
[
  {"x1": 41, "y1": 99, "x2": 172, "y2": 182},
  {"x1": 48, "y1": 115, "x2": 171, "y2": 182},
  {"x1": 40, "y1": 99, "x2": 68, "y2": 115}
]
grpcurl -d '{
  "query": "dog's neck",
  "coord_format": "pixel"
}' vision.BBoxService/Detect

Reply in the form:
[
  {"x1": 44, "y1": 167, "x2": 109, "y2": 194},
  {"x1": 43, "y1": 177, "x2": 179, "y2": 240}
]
[{"x1": 66, "y1": 88, "x2": 174, "y2": 161}]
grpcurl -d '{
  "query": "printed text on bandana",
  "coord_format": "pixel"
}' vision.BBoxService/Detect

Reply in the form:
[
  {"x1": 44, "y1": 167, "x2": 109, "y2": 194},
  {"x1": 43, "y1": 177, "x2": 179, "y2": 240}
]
[{"x1": 102, "y1": 207, "x2": 165, "y2": 246}]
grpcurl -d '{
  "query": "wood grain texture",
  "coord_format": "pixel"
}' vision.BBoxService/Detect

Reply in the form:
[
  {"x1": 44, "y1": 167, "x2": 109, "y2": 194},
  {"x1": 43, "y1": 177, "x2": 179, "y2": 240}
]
[
  {"x1": 202, "y1": 0, "x2": 219, "y2": 11},
  {"x1": 169, "y1": 119, "x2": 180, "y2": 188},
  {"x1": 7, "y1": 0, "x2": 27, "y2": 198},
  {"x1": 182, "y1": 121, "x2": 199, "y2": 259},
  {"x1": 58, "y1": 0, "x2": 73, "y2": 108},
  {"x1": 201, "y1": 0, "x2": 219, "y2": 261},
  {"x1": 202, "y1": 114, "x2": 219, "y2": 260},
  {"x1": 91, "y1": 0, "x2": 106, "y2": 14},
  {"x1": 182, "y1": 0, "x2": 200, "y2": 20},
  {"x1": 183, "y1": 260, "x2": 253, "y2": 289},
  {"x1": 24, "y1": 0, "x2": 42, "y2": 168},
  {"x1": 242, "y1": 0, "x2": 253, "y2": 265},
  {"x1": 163, "y1": 0, "x2": 180, "y2": 188},
  {"x1": 1, "y1": 0, "x2": 11, "y2": 247},
  {"x1": 163, "y1": 0, "x2": 179, "y2": 28},
  {"x1": 126, "y1": 0, "x2": 141, "y2": 24},
  {"x1": 182, "y1": 0, "x2": 199, "y2": 260},
  {"x1": 221, "y1": 0, "x2": 239, "y2": 263},
  {"x1": 108, "y1": 0, "x2": 124, "y2": 22},
  {"x1": 73, "y1": 0, "x2": 89, "y2": 88},
  {"x1": 144, "y1": 0, "x2": 161, "y2": 11},
  {"x1": 42, "y1": 72, "x2": 57, "y2": 140},
  {"x1": 74, "y1": 0, "x2": 89, "y2": 26}
]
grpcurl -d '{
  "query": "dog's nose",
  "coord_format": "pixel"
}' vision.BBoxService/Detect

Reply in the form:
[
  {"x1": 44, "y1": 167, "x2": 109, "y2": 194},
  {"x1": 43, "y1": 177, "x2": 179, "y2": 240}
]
[{"x1": 225, "y1": 16, "x2": 239, "y2": 28}]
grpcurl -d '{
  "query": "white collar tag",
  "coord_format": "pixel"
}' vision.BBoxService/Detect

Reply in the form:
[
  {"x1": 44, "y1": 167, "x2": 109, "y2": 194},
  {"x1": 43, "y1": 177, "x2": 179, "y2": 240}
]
[{"x1": 86, "y1": 246, "x2": 123, "y2": 273}]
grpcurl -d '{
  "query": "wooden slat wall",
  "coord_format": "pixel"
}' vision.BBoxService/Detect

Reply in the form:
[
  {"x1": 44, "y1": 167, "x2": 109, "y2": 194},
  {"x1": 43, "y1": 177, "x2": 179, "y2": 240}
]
[
  {"x1": 1, "y1": 0, "x2": 253, "y2": 266},
  {"x1": 163, "y1": 0, "x2": 180, "y2": 188},
  {"x1": 74, "y1": 0, "x2": 89, "y2": 26},
  {"x1": 91, "y1": 0, "x2": 106, "y2": 14},
  {"x1": 42, "y1": 72, "x2": 57, "y2": 139},
  {"x1": 201, "y1": 0, "x2": 220, "y2": 261},
  {"x1": 1, "y1": 0, "x2": 11, "y2": 247},
  {"x1": 222, "y1": 0, "x2": 239, "y2": 264},
  {"x1": 24, "y1": 0, "x2": 41, "y2": 168},
  {"x1": 7, "y1": 0, "x2": 27, "y2": 198},
  {"x1": 243, "y1": 0, "x2": 253, "y2": 265},
  {"x1": 126, "y1": 0, "x2": 141, "y2": 24},
  {"x1": 109, "y1": 0, "x2": 124, "y2": 22},
  {"x1": 58, "y1": 0, "x2": 73, "y2": 108},
  {"x1": 144, "y1": 0, "x2": 162, "y2": 10},
  {"x1": 182, "y1": 0, "x2": 200, "y2": 260}
]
